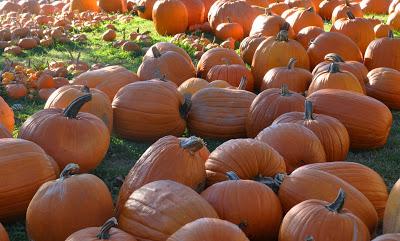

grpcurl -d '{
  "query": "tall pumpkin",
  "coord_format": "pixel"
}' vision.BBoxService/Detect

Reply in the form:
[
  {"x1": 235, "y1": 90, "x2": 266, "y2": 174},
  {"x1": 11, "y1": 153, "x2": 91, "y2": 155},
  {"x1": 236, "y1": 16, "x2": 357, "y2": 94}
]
[
  {"x1": 366, "y1": 67, "x2": 400, "y2": 110},
  {"x1": 364, "y1": 31, "x2": 400, "y2": 71},
  {"x1": 99, "y1": 0, "x2": 128, "y2": 12},
  {"x1": 383, "y1": 178, "x2": 400, "y2": 233},
  {"x1": 0, "y1": 138, "x2": 59, "y2": 221},
  {"x1": 19, "y1": 94, "x2": 110, "y2": 172},
  {"x1": 70, "y1": 0, "x2": 99, "y2": 12},
  {"x1": 0, "y1": 223, "x2": 9, "y2": 241},
  {"x1": 0, "y1": 96, "x2": 14, "y2": 134},
  {"x1": 152, "y1": 0, "x2": 189, "y2": 35},
  {"x1": 26, "y1": 163, "x2": 114, "y2": 241},
  {"x1": 285, "y1": 7, "x2": 324, "y2": 34}
]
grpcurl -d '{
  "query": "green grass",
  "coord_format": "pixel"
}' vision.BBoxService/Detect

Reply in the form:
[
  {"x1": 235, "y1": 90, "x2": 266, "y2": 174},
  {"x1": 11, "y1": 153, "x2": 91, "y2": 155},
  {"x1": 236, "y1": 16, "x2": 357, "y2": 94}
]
[{"x1": 2, "y1": 14, "x2": 400, "y2": 241}]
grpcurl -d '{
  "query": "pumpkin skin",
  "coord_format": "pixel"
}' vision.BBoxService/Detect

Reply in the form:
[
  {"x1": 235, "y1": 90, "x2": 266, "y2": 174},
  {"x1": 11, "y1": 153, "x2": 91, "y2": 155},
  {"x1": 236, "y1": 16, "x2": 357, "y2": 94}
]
[
  {"x1": 246, "y1": 85, "x2": 305, "y2": 138},
  {"x1": 136, "y1": 0, "x2": 157, "y2": 19},
  {"x1": 307, "y1": 32, "x2": 363, "y2": 70},
  {"x1": 167, "y1": 218, "x2": 249, "y2": 241},
  {"x1": 215, "y1": 22, "x2": 244, "y2": 41},
  {"x1": 239, "y1": 35, "x2": 266, "y2": 65},
  {"x1": 112, "y1": 79, "x2": 186, "y2": 141},
  {"x1": 279, "y1": 189, "x2": 371, "y2": 241},
  {"x1": 366, "y1": 67, "x2": 400, "y2": 110},
  {"x1": 26, "y1": 164, "x2": 114, "y2": 241},
  {"x1": 99, "y1": 0, "x2": 128, "y2": 12},
  {"x1": 201, "y1": 175, "x2": 282, "y2": 241},
  {"x1": 19, "y1": 95, "x2": 110, "y2": 173},
  {"x1": 207, "y1": 63, "x2": 254, "y2": 91},
  {"x1": 295, "y1": 26, "x2": 324, "y2": 49},
  {"x1": 269, "y1": 2, "x2": 289, "y2": 15},
  {"x1": 0, "y1": 138, "x2": 59, "y2": 221},
  {"x1": 286, "y1": 7, "x2": 324, "y2": 34},
  {"x1": 374, "y1": 24, "x2": 393, "y2": 38},
  {"x1": 116, "y1": 136, "x2": 207, "y2": 215},
  {"x1": 143, "y1": 42, "x2": 193, "y2": 66},
  {"x1": 372, "y1": 233, "x2": 400, "y2": 241},
  {"x1": 44, "y1": 85, "x2": 113, "y2": 132},
  {"x1": 180, "y1": 0, "x2": 205, "y2": 26},
  {"x1": 118, "y1": 180, "x2": 219, "y2": 240},
  {"x1": 318, "y1": 0, "x2": 345, "y2": 20},
  {"x1": 6, "y1": 83, "x2": 27, "y2": 99},
  {"x1": 205, "y1": 139, "x2": 286, "y2": 186},
  {"x1": 178, "y1": 78, "x2": 210, "y2": 96},
  {"x1": 71, "y1": 65, "x2": 140, "y2": 101},
  {"x1": 389, "y1": 0, "x2": 400, "y2": 13},
  {"x1": 0, "y1": 97, "x2": 14, "y2": 133},
  {"x1": 261, "y1": 58, "x2": 313, "y2": 93},
  {"x1": 0, "y1": 124, "x2": 11, "y2": 138},
  {"x1": 249, "y1": 13, "x2": 295, "y2": 38},
  {"x1": 360, "y1": 0, "x2": 390, "y2": 14},
  {"x1": 365, "y1": 31, "x2": 400, "y2": 71},
  {"x1": 0, "y1": 222, "x2": 9, "y2": 241},
  {"x1": 308, "y1": 89, "x2": 392, "y2": 149},
  {"x1": 70, "y1": 0, "x2": 99, "y2": 12},
  {"x1": 152, "y1": 0, "x2": 188, "y2": 35},
  {"x1": 383, "y1": 178, "x2": 400, "y2": 233},
  {"x1": 331, "y1": 1, "x2": 364, "y2": 23},
  {"x1": 301, "y1": 162, "x2": 388, "y2": 219},
  {"x1": 273, "y1": 101, "x2": 349, "y2": 162}
]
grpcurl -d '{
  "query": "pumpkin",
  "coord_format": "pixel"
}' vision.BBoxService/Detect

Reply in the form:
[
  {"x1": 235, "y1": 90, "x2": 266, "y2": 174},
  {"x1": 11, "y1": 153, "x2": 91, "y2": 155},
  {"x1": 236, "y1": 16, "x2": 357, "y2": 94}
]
[
  {"x1": 286, "y1": 7, "x2": 324, "y2": 34},
  {"x1": 364, "y1": 31, "x2": 400, "y2": 71},
  {"x1": 295, "y1": 26, "x2": 324, "y2": 49},
  {"x1": 273, "y1": 101, "x2": 349, "y2": 162},
  {"x1": 220, "y1": 37, "x2": 236, "y2": 49},
  {"x1": 375, "y1": 24, "x2": 393, "y2": 38},
  {"x1": 70, "y1": 0, "x2": 99, "y2": 12},
  {"x1": 72, "y1": 65, "x2": 140, "y2": 100},
  {"x1": 208, "y1": 79, "x2": 232, "y2": 88},
  {"x1": 167, "y1": 218, "x2": 249, "y2": 241},
  {"x1": 249, "y1": 13, "x2": 295, "y2": 38},
  {"x1": 138, "y1": 47, "x2": 196, "y2": 86},
  {"x1": 135, "y1": 0, "x2": 157, "y2": 19},
  {"x1": 285, "y1": 0, "x2": 315, "y2": 8},
  {"x1": 388, "y1": 11, "x2": 400, "y2": 31},
  {"x1": 197, "y1": 47, "x2": 245, "y2": 79},
  {"x1": 331, "y1": 0, "x2": 364, "y2": 23},
  {"x1": 178, "y1": 78, "x2": 210, "y2": 96},
  {"x1": 239, "y1": 35, "x2": 266, "y2": 65},
  {"x1": 5, "y1": 83, "x2": 27, "y2": 99},
  {"x1": 143, "y1": 42, "x2": 193, "y2": 66},
  {"x1": 279, "y1": 189, "x2": 371, "y2": 241},
  {"x1": 38, "y1": 88, "x2": 57, "y2": 101},
  {"x1": 0, "y1": 96, "x2": 14, "y2": 133},
  {"x1": 102, "y1": 29, "x2": 117, "y2": 42},
  {"x1": 252, "y1": 30, "x2": 309, "y2": 89},
  {"x1": 318, "y1": 0, "x2": 345, "y2": 20},
  {"x1": 201, "y1": 172, "x2": 282, "y2": 241},
  {"x1": 389, "y1": 0, "x2": 400, "y2": 13},
  {"x1": 246, "y1": 85, "x2": 305, "y2": 138},
  {"x1": 152, "y1": 0, "x2": 188, "y2": 35},
  {"x1": 301, "y1": 162, "x2": 389, "y2": 219},
  {"x1": 99, "y1": 0, "x2": 128, "y2": 13},
  {"x1": 215, "y1": 20, "x2": 244, "y2": 41},
  {"x1": 261, "y1": 58, "x2": 313, "y2": 93},
  {"x1": 0, "y1": 138, "x2": 59, "y2": 221},
  {"x1": 181, "y1": 0, "x2": 205, "y2": 26},
  {"x1": 18, "y1": 37, "x2": 38, "y2": 50},
  {"x1": 308, "y1": 89, "x2": 392, "y2": 149},
  {"x1": 360, "y1": 0, "x2": 390, "y2": 14},
  {"x1": 366, "y1": 67, "x2": 400, "y2": 110},
  {"x1": 188, "y1": 78, "x2": 256, "y2": 139},
  {"x1": 26, "y1": 163, "x2": 114, "y2": 241},
  {"x1": 44, "y1": 85, "x2": 112, "y2": 132},
  {"x1": 202, "y1": 0, "x2": 217, "y2": 21},
  {"x1": 37, "y1": 74, "x2": 56, "y2": 89},
  {"x1": 372, "y1": 234, "x2": 400, "y2": 241},
  {"x1": 0, "y1": 124, "x2": 11, "y2": 138},
  {"x1": 281, "y1": 6, "x2": 301, "y2": 18},
  {"x1": 205, "y1": 138, "x2": 286, "y2": 186},
  {"x1": 66, "y1": 218, "x2": 136, "y2": 241},
  {"x1": 0, "y1": 222, "x2": 9, "y2": 241},
  {"x1": 384, "y1": 178, "x2": 400, "y2": 233},
  {"x1": 116, "y1": 136, "x2": 207, "y2": 215},
  {"x1": 207, "y1": 61, "x2": 254, "y2": 91},
  {"x1": 19, "y1": 94, "x2": 110, "y2": 172},
  {"x1": 269, "y1": 2, "x2": 289, "y2": 15},
  {"x1": 307, "y1": 32, "x2": 363, "y2": 69},
  {"x1": 118, "y1": 180, "x2": 218, "y2": 240}
]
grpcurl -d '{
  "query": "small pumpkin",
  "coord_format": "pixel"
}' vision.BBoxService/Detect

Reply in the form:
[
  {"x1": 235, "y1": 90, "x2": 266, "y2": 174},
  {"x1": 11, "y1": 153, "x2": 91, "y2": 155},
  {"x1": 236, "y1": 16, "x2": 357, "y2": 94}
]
[
  {"x1": 364, "y1": 31, "x2": 400, "y2": 71},
  {"x1": 102, "y1": 29, "x2": 117, "y2": 42},
  {"x1": 215, "y1": 19, "x2": 244, "y2": 40},
  {"x1": 0, "y1": 96, "x2": 14, "y2": 133},
  {"x1": 383, "y1": 178, "x2": 400, "y2": 233},
  {"x1": 152, "y1": 0, "x2": 188, "y2": 35},
  {"x1": 366, "y1": 67, "x2": 400, "y2": 110},
  {"x1": 38, "y1": 88, "x2": 57, "y2": 101},
  {"x1": 239, "y1": 35, "x2": 266, "y2": 65},
  {"x1": 5, "y1": 83, "x2": 27, "y2": 99},
  {"x1": 18, "y1": 37, "x2": 38, "y2": 50},
  {"x1": 295, "y1": 26, "x2": 325, "y2": 49},
  {"x1": 207, "y1": 61, "x2": 254, "y2": 91}
]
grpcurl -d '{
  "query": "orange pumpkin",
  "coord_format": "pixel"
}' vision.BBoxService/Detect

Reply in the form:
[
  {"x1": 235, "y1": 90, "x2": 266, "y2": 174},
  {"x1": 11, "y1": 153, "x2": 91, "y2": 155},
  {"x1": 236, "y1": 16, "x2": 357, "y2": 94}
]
[
  {"x1": 383, "y1": 178, "x2": 400, "y2": 233},
  {"x1": 364, "y1": 31, "x2": 400, "y2": 71},
  {"x1": 5, "y1": 83, "x2": 27, "y2": 99},
  {"x1": 331, "y1": 0, "x2": 364, "y2": 23},
  {"x1": 366, "y1": 67, "x2": 400, "y2": 110},
  {"x1": 374, "y1": 24, "x2": 393, "y2": 38},
  {"x1": 143, "y1": 42, "x2": 193, "y2": 66},
  {"x1": 0, "y1": 124, "x2": 11, "y2": 138},
  {"x1": 135, "y1": 0, "x2": 157, "y2": 19},
  {"x1": 285, "y1": 0, "x2": 315, "y2": 8},
  {"x1": 269, "y1": 2, "x2": 289, "y2": 15},
  {"x1": 207, "y1": 62, "x2": 254, "y2": 91},
  {"x1": 0, "y1": 223, "x2": 9, "y2": 241},
  {"x1": 318, "y1": 0, "x2": 345, "y2": 20},
  {"x1": 38, "y1": 88, "x2": 57, "y2": 101},
  {"x1": 388, "y1": 11, "x2": 400, "y2": 30},
  {"x1": 181, "y1": 0, "x2": 205, "y2": 26},
  {"x1": 295, "y1": 26, "x2": 324, "y2": 49},
  {"x1": 285, "y1": 7, "x2": 324, "y2": 34},
  {"x1": 249, "y1": 13, "x2": 295, "y2": 38},
  {"x1": 215, "y1": 19, "x2": 244, "y2": 40},
  {"x1": 360, "y1": 0, "x2": 390, "y2": 14},
  {"x1": 0, "y1": 96, "x2": 14, "y2": 133},
  {"x1": 178, "y1": 78, "x2": 210, "y2": 96},
  {"x1": 70, "y1": 0, "x2": 99, "y2": 12},
  {"x1": 99, "y1": 0, "x2": 128, "y2": 12},
  {"x1": 152, "y1": 0, "x2": 189, "y2": 35},
  {"x1": 239, "y1": 35, "x2": 266, "y2": 65}
]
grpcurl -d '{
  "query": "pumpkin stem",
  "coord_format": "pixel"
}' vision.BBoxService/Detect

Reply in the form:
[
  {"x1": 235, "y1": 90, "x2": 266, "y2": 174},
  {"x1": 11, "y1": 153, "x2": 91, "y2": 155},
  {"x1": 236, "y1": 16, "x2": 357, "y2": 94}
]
[
  {"x1": 305, "y1": 236, "x2": 314, "y2": 241},
  {"x1": 134, "y1": 5, "x2": 145, "y2": 13},
  {"x1": 306, "y1": 7, "x2": 314, "y2": 12},
  {"x1": 180, "y1": 136, "x2": 204, "y2": 153},
  {"x1": 304, "y1": 100, "x2": 314, "y2": 120},
  {"x1": 287, "y1": 58, "x2": 297, "y2": 70},
  {"x1": 151, "y1": 47, "x2": 162, "y2": 58},
  {"x1": 345, "y1": 0, "x2": 350, "y2": 6},
  {"x1": 238, "y1": 77, "x2": 247, "y2": 90},
  {"x1": 226, "y1": 171, "x2": 240, "y2": 180},
  {"x1": 324, "y1": 53, "x2": 344, "y2": 63},
  {"x1": 179, "y1": 94, "x2": 192, "y2": 119},
  {"x1": 280, "y1": 22, "x2": 290, "y2": 31},
  {"x1": 255, "y1": 173, "x2": 286, "y2": 193},
  {"x1": 326, "y1": 188, "x2": 346, "y2": 213},
  {"x1": 328, "y1": 62, "x2": 341, "y2": 73},
  {"x1": 276, "y1": 30, "x2": 289, "y2": 42},
  {"x1": 346, "y1": 11, "x2": 355, "y2": 19},
  {"x1": 280, "y1": 84, "x2": 292, "y2": 96},
  {"x1": 227, "y1": 17, "x2": 232, "y2": 23},
  {"x1": 60, "y1": 163, "x2": 80, "y2": 179},
  {"x1": 63, "y1": 94, "x2": 92, "y2": 119},
  {"x1": 389, "y1": 30, "x2": 394, "y2": 38},
  {"x1": 97, "y1": 218, "x2": 118, "y2": 240},
  {"x1": 81, "y1": 85, "x2": 90, "y2": 93}
]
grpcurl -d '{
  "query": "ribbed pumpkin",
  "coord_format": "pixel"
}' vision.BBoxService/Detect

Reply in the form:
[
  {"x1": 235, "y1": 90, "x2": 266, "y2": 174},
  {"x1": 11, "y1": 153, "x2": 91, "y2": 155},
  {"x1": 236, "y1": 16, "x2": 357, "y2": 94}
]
[
  {"x1": 19, "y1": 94, "x2": 110, "y2": 172},
  {"x1": 112, "y1": 79, "x2": 186, "y2": 141},
  {"x1": 152, "y1": 0, "x2": 189, "y2": 35},
  {"x1": 215, "y1": 21, "x2": 244, "y2": 41},
  {"x1": 180, "y1": 0, "x2": 205, "y2": 26},
  {"x1": 70, "y1": 0, "x2": 99, "y2": 12},
  {"x1": 383, "y1": 178, "x2": 400, "y2": 233},
  {"x1": 279, "y1": 189, "x2": 371, "y2": 241},
  {"x1": 372, "y1": 233, "x2": 400, "y2": 241},
  {"x1": 273, "y1": 101, "x2": 349, "y2": 162},
  {"x1": 360, "y1": 0, "x2": 390, "y2": 14},
  {"x1": 261, "y1": 58, "x2": 313, "y2": 93},
  {"x1": 0, "y1": 97, "x2": 14, "y2": 133},
  {"x1": 331, "y1": 0, "x2": 364, "y2": 23},
  {"x1": 205, "y1": 138, "x2": 286, "y2": 186},
  {"x1": 99, "y1": 0, "x2": 128, "y2": 12},
  {"x1": 285, "y1": 7, "x2": 324, "y2": 34},
  {"x1": 116, "y1": 136, "x2": 207, "y2": 214},
  {"x1": 0, "y1": 223, "x2": 9, "y2": 241},
  {"x1": 249, "y1": 13, "x2": 295, "y2": 38},
  {"x1": 295, "y1": 26, "x2": 324, "y2": 49},
  {"x1": 118, "y1": 180, "x2": 219, "y2": 240},
  {"x1": 143, "y1": 42, "x2": 193, "y2": 66},
  {"x1": 256, "y1": 123, "x2": 326, "y2": 173},
  {"x1": 308, "y1": 62, "x2": 364, "y2": 95},
  {"x1": 246, "y1": 85, "x2": 305, "y2": 138},
  {"x1": 308, "y1": 89, "x2": 392, "y2": 149},
  {"x1": 208, "y1": 79, "x2": 232, "y2": 88},
  {"x1": 178, "y1": 78, "x2": 210, "y2": 96},
  {"x1": 71, "y1": 65, "x2": 140, "y2": 100},
  {"x1": 202, "y1": 172, "x2": 282, "y2": 241},
  {"x1": 0, "y1": 138, "x2": 59, "y2": 221},
  {"x1": 135, "y1": 0, "x2": 157, "y2": 19},
  {"x1": 26, "y1": 163, "x2": 114, "y2": 241},
  {"x1": 252, "y1": 30, "x2": 309, "y2": 89},
  {"x1": 66, "y1": 218, "x2": 136, "y2": 241},
  {"x1": 207, "y1": 61, "x2": 254, "y2": 91},
  {"x1": 188, "y1": 78, "x2": 256, "y2": 139},
  {"x1": 366, "y1": 67, "x2": 400, "y2": 110},
  {"x1": 0, "y1": 124, "x2": 11, "y2": 138},
  {"x1": 301, "y1": 162, "x2": 388, "y2": 219},
  {"x1": 374, "y1": 24, "x2": 393, "y2": 38},
  {"x1": 318, "y1": 0, "x2": 345, "y2": 20},
  {"x1": 239, "y1": 35, "x2": 266, "y2": 65},
  {"x1": 364, "y1": 31, "x2": 400, "y2": 71},
  {"x1": 307, "y1": 32, "x2": 363, "y2": 69},
  {"x1": 269, "y1": 2, "x2": 289, "y2": 15},
  {"x1": 44, "y1": 85, "x2": 113, "y2": 132},
  {"x1": 167, "y1": 218, "x2": 249, "y2": 241}
]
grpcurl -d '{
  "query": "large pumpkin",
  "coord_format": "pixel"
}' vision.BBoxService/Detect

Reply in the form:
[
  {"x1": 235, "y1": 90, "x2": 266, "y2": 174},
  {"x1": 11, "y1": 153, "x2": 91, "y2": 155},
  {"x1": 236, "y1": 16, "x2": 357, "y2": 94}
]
[
  {"x1": 383, "y1": 178, "x2": 400, "y2": 233},
  {"x1": 26, "y1": 163, "x2": 114, "y2": 241},
  {"x1": 71, "y1": 65, "x2": 140, "y2": 100},
  {"x1": 364, "y1": 31, "x2": 400, "y2": 71},
  {"x1": 206, "y1": 62, "x2": 254, "y2": 91},
  {"x1": 249, "y1": 12, "x2": 295, "y2": 38},
  {"x1": 112, "y1": 79, "x2": 187, "y2": 141},
  {"x1": 0, "y1": 96, "x2": 14, "y2": 133},
  {"x1": 360, "y1": 0, "x2": 390, "y2": 14},
  {"x1": 239, "y1": 35, "x2": 266, "y2": 65},
  {"x1": 307, "y1": 89, "x2": 392, "y2": 149},
  {"x1": 279, "y1": 189, "x2": 371, "y2": 241},
  {"x1": 116, "y1": 136, "x2": 207, "y2": 214},
  {"x1": 19, "y1": 94, "x2": 110, "y2": 172},
  {"x1": 180, "y1": 0, "x2": 205, "y2": 26},
  {"x1": 99, "y1": 0, "x2": 128, "y2": 12},
  {"x1": 318, "y1": 0, "x2": 345, "y2": 20},
  {"x1": 152, "y1": 0, "x2": 189, "y2": 35},
  {"x1": 0, "y1": 124, "x2": 11, "y2": 138},
  {"x1": 0, "y1": 138, "x2": 59, "y2": 221},
  {"x1": 70, "y1": 0, "x2": 99, "y2": 12},
  {"x1": 331, "y1": 0, "x2": 364, "y2": 23},
  {"x1": 366, "y1": 67, "x2": 400, "y2": 110},
  {"x1": 0, "y1": 223, "x2": 9, "y2": 241},
  {"x1": 118, "y1": 180, "x2": 219, "y2": 240},
  {"x1": 205, "y1": 138, "x2": 286, "y2": 186},
  {"x1": 285, "y1": 7, "x2": 324, "y2": 34},
  {"x1": 167, "y1": 218, "x2": 249, "y2": 241}
]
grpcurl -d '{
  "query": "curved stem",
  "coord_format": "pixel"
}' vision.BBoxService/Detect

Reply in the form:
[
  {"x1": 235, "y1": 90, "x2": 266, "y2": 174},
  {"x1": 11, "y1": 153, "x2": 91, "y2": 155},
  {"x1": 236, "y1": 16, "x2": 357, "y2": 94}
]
[
  {"x1": 276, "y1": 30, "x2": 289, "y2": 42},
  {"x1": 255, "y1": 173, "x2": 286, "y2": 193},
  {"x1": 81, "y1": 85, "x2": 90, "y2": 93},
  {"x1": 63, "y1": 94, "x2": 92, "y2": 119},
  {"x1": 180, "y1": 136, "x2": 204, "y2": 153},
  {"x1": 287, "y1": 58, "x2": 297, "y2": 70},
  {"x1": 389, "y1": 30, "x2": 394, "y2": 38},
  {"x1": 97, "y1": 218, "x2": 118, "y2": 240},
  {"x1": 324, "y1": 53, "x2": 344, "y2": 63},
  {"x1": 280, "y1": 21, "x2": 290, "y2": 31},
  {"x1": 151, "y1": 46, "x2": 162, "y2": 58},
  {"x1": 60, "y1": 163, "x2": 80, "y2": 179},
  {"x1": 227, "y1": 17, "x2": 231, "y2": 23},
  {"x1": 226, "y1": 171, "x2": 240, "y2": 180},
  {"x1": 345, "y1": 0, "x2": 351, "y2": 6},
  {"x1": 134, "y1": 5, "x2": 145, "y2": 12},
  {"x1": 238, "y1": 77, "x2": 247, "y2": 90},
  {"x1": 346, "y1": 11, "x2": 355, "y2": 19},
  {"x1": 306, "y1": 7, "x2": 314, "y2": 12},
  {"x1": 280, "y1": 84, "x2": 291, "y2": 96},
  {"x1": 328, "y1": 62, "x2": 341, "y2": 73},
  {"x1": 179, "y1": 94, "x2": 192, "y2": 119},
  {"x1": 304, "y1": 100, "x2": 314, "y2": 120},
  {"x1": 326, "y1": 188, "x2": 346, "y2": 213}
]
